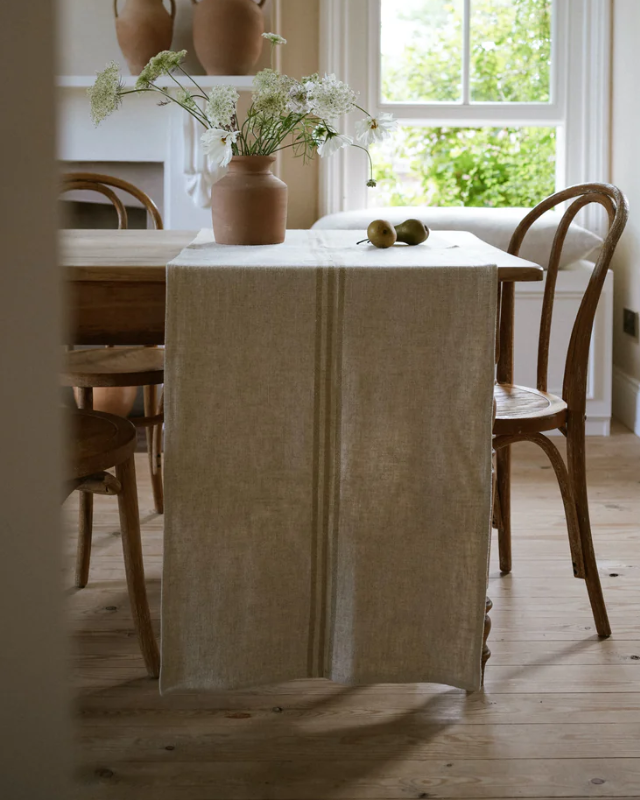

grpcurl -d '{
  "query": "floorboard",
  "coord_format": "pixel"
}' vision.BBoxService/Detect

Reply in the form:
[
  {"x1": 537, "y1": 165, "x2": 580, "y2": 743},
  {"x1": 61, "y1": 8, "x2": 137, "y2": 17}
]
[{"x1": 65, "y1": 423, "x2": 640, "y2": 799}]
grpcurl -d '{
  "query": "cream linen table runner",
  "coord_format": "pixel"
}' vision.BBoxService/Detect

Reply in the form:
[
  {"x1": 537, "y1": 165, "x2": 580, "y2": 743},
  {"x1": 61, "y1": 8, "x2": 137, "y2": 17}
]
[{"x1": 161, "y1": 229, "x2": 497, "y2": 693}]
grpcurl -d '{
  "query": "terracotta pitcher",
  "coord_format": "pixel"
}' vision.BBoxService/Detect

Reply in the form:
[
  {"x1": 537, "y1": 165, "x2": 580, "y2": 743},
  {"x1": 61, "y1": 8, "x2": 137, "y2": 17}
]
[
  {"x1": 191, "y1": 0, "x2": 267, "y2": 76},
  {"x1": 73, "y1": 386, "x2": 138, "y2": 417},
  {"x1": 211, "y1": 156, "x2": 287, "y2": 245},
  {"x1": 114, "y1": 0, "x2": 176, "y2": 75}
]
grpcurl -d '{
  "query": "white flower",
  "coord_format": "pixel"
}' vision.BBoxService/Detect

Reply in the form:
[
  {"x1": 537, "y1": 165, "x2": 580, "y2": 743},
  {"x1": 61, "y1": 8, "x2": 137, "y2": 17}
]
[
  {"x1": 88, "y1": 62, "x2": 124, "y2": 126},
  {"x1": 262, "y1": 32, "x2": 287, "y2": 46},
  {"x1": 205, "y1": 85, "x2": 239, "y2": 128},
  {"x1": 355, "y1": 113, "x2": 397, "y2": 145},
  {"x1": 136, "y1": 50, "x2": 187, "y2": 88},
  {"x1": 317, "y1": 132, "x2": 353, "y2": 158},
  {"x1": 201, "y1": 128, "x2": 240, "y2": 168},
  {"x1": 287, "y1": 82, "x2": 312, "y2": 114},
  {"x1": 252, "y1": 69, "x2": 294, "y2": 118},
  {"x1": 307, "y1": 74, "x2": 358, "y2": 120}
]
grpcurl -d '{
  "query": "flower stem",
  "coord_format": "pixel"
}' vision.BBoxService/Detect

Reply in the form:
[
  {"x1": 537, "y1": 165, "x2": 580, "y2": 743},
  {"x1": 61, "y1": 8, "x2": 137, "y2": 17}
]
[
  {"x1": 151, "y1": 84, "x2": 209, "y2": 127},
  {"x1": 167, "y1": 71, "x2": 208, "y2": 104},
  {"x1": 351, "y1": 143, "x2": 375, "y2": 182},
  {"x1": 177, "y1": 66, "x2": 209, "y2": 100}
]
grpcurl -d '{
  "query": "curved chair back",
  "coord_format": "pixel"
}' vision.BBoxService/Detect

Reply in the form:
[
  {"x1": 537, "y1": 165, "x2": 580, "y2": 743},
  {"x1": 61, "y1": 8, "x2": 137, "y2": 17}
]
[
  {"x1": 61, "y1": 172, "x2": 163, "y2": 230},
  {"x1": 507, "y1": 183, "x2": 628, "y2": 416}
]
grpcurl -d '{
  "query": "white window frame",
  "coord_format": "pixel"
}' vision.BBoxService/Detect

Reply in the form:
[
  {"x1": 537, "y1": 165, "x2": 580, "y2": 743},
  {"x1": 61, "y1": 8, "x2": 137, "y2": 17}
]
[{"x1": 319, "y1": 0, "x2": 611, "y2": 235}]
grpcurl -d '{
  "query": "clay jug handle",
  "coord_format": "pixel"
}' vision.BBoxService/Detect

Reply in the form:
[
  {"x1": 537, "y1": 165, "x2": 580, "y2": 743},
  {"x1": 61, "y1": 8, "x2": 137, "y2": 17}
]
[{"x1": 116, "y1": 0, "x2": 176, "y2": 17}]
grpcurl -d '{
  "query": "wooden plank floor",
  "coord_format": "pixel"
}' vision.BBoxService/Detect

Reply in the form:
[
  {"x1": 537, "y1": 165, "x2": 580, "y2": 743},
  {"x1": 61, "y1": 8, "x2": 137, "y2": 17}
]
[{"x1": 64, "y1": 424, "x2": 640, "y2": 799}]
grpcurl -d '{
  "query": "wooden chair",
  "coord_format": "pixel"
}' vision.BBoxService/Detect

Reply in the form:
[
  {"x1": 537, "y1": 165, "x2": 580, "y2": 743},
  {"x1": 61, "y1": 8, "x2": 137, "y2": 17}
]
[
  {"x1": 60, "y1": 172, "x2": 165, "y2": 589},
  {"x1": 65, "y1": 409, "x2": 160, "y2": 677},
  {"x1": 493, "y1": 183, "x2": 628, "y2": 638}
]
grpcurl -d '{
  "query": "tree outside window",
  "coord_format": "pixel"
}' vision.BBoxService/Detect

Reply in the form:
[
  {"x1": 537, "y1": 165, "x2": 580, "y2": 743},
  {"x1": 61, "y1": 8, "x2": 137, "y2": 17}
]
[{"x1": 372, "y1": 0, "x2": 555, "y2": 207}]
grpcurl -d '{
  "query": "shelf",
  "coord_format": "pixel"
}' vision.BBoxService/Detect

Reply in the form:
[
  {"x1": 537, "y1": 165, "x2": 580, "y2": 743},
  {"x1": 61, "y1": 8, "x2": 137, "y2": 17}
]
[{"x1": 57, "y1": 75, "x2": 256, "y2": 90}]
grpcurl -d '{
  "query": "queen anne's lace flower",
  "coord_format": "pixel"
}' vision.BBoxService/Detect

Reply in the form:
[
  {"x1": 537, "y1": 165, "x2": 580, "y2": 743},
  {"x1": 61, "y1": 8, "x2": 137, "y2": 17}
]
[
  {"x1": 136, "y1": 50, "x2": 187, "y2": 88},
  {"x1": 205, "y1": 85, "x2": 239, "y2": 129},
  {"x1": 317, "y1": 131, "x2": 353, "y2": 158},
  {"x1": 262, "y1": 32, "x2": 287, "y2": 45},
  {"x1": 355, "y1": 113, "x2": 397, "y2": 145},
  {"x1": 253, "y1": 69, "x2": 279, "y2": 93},
  {"x1": 87, "y1": 62, "x2": 123, "y2": 126},
  {"x1": 201, "y1": 128, "x2": 239, "y2": 168},
  {"x1": 252, "y1": 69, "x2": 294, "y2": 118},
  {"x1": 307, "y1": 74, "x2": 358, "y2": 120}
]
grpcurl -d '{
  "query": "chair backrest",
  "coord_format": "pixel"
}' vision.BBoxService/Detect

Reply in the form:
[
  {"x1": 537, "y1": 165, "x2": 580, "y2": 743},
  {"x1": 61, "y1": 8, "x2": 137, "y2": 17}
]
[
  {"x1": 61, "y1": 172, "x2": 163, "y2": 230},
  {"x1": 507, "y1": 183, "x2": 628, "y2": 415}
]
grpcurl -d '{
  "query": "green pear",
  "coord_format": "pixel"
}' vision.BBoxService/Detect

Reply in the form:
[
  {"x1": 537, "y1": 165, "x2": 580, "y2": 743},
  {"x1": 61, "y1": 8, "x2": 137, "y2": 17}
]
[
  {"x1": 367, "y1": 219, "x2": 397, "y2": 248},
  {"x1": 395, "y1": 219, "x2": 430, "y2": 245}
]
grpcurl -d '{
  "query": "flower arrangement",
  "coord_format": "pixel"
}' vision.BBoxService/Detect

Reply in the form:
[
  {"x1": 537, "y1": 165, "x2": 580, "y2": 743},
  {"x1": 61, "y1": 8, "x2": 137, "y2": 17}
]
[{"x1": 88, "y1": 35, "x2": 396, "y2": 188}]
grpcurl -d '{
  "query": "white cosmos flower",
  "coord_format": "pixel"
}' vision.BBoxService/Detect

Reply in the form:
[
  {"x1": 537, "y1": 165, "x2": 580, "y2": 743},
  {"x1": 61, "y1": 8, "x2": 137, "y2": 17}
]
[
  {"x1": 355, "y1": 113, "x2": 397, "y2": 145},
  {"x1": 287, "y1": 82, "x2": 312, "y2": 114},
  {"x1": 201, "y1": 128, "x2": 240, "y2": 168},
  {"x1": 317, "y1": 132, "x2": 353, "y2": 158}
]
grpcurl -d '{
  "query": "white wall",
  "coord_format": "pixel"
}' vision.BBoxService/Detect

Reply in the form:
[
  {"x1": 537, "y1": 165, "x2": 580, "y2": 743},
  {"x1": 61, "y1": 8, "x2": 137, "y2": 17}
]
[
  {"x1": 0, "y1": 0, "x2": 71, "y2": 796},
  {"x1": 610, "y1": 0, "x2": 640, "y2": 433}
]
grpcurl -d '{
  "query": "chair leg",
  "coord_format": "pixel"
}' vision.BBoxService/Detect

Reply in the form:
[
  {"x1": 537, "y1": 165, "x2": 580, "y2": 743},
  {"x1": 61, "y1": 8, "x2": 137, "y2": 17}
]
[
  {"x1": 534, "y1": 434, "x2": 586, "y2": 580},
  {"x1": 566, "y1": 417, "x2": 611, "y2": 638},
  {"x1": 75, "y1": 387, "x2": 94, "y2": 588},
  {"x1": 143, "y1": 384, "x2": 164, "y2": 514},
  {"x1": 495, "y1": 446, "x2": 512, "y2": 574},
  {"x1": 481, "y1": 596, "x2": 493, "y2": 687},
  {"x1": 115, "y1": 454, "x2": 160, "y2": 677}
]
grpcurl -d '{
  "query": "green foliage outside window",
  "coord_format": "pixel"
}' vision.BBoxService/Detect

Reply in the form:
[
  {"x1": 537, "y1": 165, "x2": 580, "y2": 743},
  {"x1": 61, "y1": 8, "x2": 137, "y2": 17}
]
[{"x1": 373, "y1": 0, "x2": 555, "y2": 207}]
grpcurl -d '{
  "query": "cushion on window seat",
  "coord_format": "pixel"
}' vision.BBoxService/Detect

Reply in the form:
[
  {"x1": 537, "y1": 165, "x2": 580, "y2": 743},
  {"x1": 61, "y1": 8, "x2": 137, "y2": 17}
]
[{"x1": 311, "y1": 206, "x2": 603, "y2": 270}]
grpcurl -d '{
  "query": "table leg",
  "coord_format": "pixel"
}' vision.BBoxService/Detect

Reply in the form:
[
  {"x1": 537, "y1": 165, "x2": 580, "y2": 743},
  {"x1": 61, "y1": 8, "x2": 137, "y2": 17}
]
[{"x1": 496, "y1": 281, "x2": 515, "y2": 574}]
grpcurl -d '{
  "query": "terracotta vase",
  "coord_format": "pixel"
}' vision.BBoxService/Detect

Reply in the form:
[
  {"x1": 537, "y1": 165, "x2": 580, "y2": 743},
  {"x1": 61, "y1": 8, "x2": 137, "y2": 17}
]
[
  {"x1": 211, "y1": 156, "x2": 287, "y2": 245},
  {"x1": 73, "y1": 386, "x2": 138, "y2": 417},
  {"x1": 114, "y1": 0, "x2": 176, "y2": 76},
  {"x1": 191, "y1": 0, "x2": 266, "y2": 76}
]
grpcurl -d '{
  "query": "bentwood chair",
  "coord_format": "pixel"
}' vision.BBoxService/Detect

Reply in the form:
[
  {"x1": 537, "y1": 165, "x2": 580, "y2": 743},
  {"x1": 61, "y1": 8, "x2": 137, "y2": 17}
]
[
  {"x1": 65, "y1": 409, "x2": 159, "y2": 677},
  {"x1": 61, "y1": 172, "x2": 165, "y2": 589},
  {"x1": 493, "y1": 183, "x2": 628, "y2": 638}
]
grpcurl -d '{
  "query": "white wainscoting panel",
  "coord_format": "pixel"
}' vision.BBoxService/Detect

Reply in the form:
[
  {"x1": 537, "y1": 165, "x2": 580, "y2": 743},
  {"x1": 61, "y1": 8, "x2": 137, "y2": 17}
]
[{"x1": 612, "y1": 366, "x2": 640, "y2": 435}]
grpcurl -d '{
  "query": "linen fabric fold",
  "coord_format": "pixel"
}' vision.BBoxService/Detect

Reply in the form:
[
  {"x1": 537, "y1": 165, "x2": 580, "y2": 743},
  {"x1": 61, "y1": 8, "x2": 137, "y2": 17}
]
[{"x1": 161, "y1": 229, "x2": 497, "y2": 693}]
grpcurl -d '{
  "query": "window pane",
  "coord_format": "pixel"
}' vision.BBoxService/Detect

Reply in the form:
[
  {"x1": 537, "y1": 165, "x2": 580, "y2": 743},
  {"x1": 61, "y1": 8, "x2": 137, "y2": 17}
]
[
  {"x1": 370, "y1": 125, "x2": 556, "y2": 207},
  {"x1": 381, "y1": 0, "x2": 464, "y2": 103},
  {"x1": 470, "y1": 0, "x2": 552, "y2": 102}
]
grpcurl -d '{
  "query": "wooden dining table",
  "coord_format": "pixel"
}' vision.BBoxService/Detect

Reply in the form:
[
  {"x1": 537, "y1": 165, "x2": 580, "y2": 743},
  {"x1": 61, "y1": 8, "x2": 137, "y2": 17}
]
[
  {"x1": 61, "y1": 227, "x2": 543, "y2": 686},
  {"x1": 61, "y1": 229, "x2": 543, "y2": 365}
]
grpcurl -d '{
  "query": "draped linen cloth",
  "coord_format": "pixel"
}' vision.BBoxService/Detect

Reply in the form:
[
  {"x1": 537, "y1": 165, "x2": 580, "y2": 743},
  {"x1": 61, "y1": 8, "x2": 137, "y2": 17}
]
[{"x1": 161, "y1": 229, "x2": 497, "y2": 693}]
